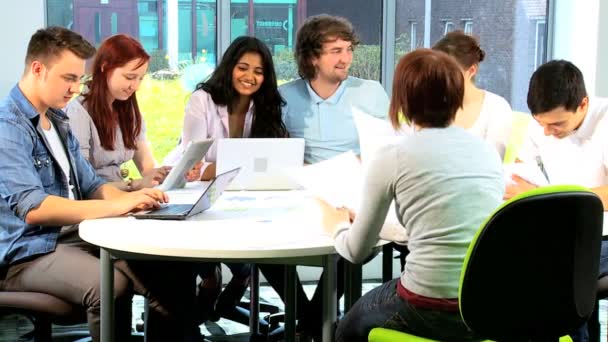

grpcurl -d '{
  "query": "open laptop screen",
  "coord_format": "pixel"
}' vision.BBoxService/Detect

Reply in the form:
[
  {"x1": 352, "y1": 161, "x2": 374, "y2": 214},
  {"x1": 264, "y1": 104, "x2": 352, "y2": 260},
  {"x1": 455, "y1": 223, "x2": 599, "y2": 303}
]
[{"x1": 216, "y1": 138, "x2": 305, "y2": 190}]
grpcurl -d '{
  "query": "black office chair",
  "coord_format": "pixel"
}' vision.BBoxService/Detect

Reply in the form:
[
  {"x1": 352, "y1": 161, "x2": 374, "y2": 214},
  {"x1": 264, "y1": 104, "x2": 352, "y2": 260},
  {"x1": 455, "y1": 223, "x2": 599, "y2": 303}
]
[
  {"x1": 370, "y1": 185, "x2": 604, "y2": 341},
  {"x1": 588, "y1": 275, "x2": 608, "y2": 342},
  {"x1": 195, "y1": 264, "x2": 282, "y2": 340},
  {"x1": 0, "y1": 291, "x2": 88, "y2": 342},
  {"x1": 459, "y1": 185, "x2": 603, "y2": 341}
]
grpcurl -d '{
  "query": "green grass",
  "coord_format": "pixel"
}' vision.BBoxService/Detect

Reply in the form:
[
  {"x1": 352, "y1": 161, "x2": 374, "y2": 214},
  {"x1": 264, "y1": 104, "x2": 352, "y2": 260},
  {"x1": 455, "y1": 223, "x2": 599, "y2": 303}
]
[{"x1": 124, "y1": 78, "x2": 191, "y2": 178}]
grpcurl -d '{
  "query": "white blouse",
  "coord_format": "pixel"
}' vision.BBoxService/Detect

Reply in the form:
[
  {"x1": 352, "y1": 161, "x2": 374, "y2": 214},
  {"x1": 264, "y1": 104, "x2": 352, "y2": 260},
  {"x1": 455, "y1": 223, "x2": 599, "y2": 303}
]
[{"x1": 164, "y1": 89, "x2": 254, "y2": 173}]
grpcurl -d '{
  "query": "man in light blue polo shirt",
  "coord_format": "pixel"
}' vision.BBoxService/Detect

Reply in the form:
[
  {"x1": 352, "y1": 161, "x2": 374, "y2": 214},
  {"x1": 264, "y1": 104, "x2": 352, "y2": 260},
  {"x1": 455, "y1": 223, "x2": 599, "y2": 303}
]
[
  {"x1": 261, "y1": 14, "x2": 389, "y2": 339},
  {"x1": 280, "y1": 14, "x2": 389, "y2": 163}
]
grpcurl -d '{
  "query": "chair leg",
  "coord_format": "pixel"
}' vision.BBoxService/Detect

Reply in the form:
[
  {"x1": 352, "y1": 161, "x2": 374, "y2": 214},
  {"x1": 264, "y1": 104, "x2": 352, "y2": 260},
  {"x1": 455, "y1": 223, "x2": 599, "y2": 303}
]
[
  {"x1": 31, "y1": 316, "x2": 53, "y2": 342},
  {"x1": 588, "y1": 299, "x2": 601, "y2": 342},
  {"x1": 382, "y1": 244, "x2": 393, "y2": 283}
]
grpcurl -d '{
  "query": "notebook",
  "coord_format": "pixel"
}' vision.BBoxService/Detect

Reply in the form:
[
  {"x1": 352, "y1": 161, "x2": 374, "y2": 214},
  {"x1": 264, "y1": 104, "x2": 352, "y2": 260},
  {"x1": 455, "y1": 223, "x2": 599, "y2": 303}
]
[
  {"x1": 133, "y1": 167, "x2": 240, "y2": 220},
  {"x1": 157, "y1": 139, "x2": 214, "y2": 191},
  {"x1": 216, "y1": 138, "x2": 305, "y2": 191}
]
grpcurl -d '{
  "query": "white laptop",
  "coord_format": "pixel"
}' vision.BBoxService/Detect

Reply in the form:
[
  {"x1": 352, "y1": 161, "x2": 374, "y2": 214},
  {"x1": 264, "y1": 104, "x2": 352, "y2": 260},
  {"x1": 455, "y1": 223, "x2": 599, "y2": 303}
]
[{"x1": 216, "y1": 138, "x2": 305, "y2": 191}]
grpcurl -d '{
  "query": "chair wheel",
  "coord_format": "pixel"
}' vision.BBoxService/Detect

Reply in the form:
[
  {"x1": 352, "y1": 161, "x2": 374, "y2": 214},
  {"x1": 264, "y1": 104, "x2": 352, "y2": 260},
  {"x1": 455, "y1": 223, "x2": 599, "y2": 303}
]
[{"x1": 135, "y1": 319, "x2": 144, "y2": 333}]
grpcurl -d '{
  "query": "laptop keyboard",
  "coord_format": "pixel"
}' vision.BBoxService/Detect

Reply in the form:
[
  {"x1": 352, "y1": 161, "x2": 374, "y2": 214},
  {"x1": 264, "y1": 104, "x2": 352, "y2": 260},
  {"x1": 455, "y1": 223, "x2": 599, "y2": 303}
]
[{"x1": 151, "y1": 204, "x2": 192, "y2": 215}]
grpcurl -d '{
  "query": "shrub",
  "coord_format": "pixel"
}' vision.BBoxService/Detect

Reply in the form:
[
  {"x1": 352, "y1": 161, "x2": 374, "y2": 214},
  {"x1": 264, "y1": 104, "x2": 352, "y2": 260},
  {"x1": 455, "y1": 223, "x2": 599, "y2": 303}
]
[
  {"x1": 350, "y1": 44, "x2": 381, "y2": 80},
  {"x1": 149, "y1": 48, "x2": 169, "y2": 73},
  {"x1": 394, "y1": 32, "x2": 414, "y2": 63},
  {"x1": 272, "y1": 45, "x2": 382, "y2": 82},
  {"x1": 273, "y1": 48, "x2": 299, "y2": 82},
  {"x1": 125, "y1": 78, "x2": 191, "y2": 177}
]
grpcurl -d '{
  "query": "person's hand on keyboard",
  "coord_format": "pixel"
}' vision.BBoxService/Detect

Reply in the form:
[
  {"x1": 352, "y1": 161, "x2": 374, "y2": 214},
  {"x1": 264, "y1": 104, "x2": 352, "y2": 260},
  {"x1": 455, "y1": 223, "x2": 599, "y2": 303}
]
[{"x1": 113, "y1": 188, "x2": 169, "y2": 215}]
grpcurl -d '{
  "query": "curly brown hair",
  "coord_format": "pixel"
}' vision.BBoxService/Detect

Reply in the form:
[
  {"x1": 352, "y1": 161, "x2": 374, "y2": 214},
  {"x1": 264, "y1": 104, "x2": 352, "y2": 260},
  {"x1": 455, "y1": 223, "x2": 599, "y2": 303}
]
[{"x1": 295, "y1": 14, "x2": 360, "y2": 79}]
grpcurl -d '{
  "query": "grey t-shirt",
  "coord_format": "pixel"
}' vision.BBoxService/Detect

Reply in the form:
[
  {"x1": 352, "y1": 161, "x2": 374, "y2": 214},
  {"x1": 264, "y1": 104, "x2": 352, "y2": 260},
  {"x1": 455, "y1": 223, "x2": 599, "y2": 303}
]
[
  {"x1": 65, "y1": 98, "x2": 146, "y2": 182},
  {"x1": 335, "y1": 126, "x2": 504, "y2": 299}
]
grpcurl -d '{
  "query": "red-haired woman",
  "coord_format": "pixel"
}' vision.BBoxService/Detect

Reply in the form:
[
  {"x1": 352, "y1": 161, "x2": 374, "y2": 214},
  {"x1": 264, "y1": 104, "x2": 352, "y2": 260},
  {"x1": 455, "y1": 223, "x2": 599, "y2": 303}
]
[
  {"x1": 66, "y1": 34, "x2": 201, "y2": 342},
  {"x1": 66, "y1": 34, "x2": 169, "y2": 191},
  {"x1": 323, "y1": 49, "x2": 505, "y2": 341}
]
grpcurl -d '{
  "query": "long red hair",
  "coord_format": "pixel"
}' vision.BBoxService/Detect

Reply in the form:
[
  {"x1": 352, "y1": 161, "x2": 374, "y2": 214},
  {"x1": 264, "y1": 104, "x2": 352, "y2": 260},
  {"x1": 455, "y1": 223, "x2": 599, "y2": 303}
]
[{"x1": 83, "y1": 34, "x2": 150, "y2": 150}]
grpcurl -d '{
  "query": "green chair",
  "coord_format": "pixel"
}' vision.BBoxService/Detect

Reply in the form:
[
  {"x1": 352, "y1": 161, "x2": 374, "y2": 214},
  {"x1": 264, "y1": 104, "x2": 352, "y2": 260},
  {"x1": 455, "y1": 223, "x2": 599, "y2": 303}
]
[{"x1": 369, "y1": 185, "x2": 602, "y2": 342}]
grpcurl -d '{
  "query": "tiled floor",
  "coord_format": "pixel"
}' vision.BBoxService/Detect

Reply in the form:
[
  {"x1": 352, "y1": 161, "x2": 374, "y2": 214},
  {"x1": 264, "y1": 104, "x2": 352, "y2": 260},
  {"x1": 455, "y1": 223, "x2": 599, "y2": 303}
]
[{"x1": 1, "y1": 283, "x2": 607, "y2": 341}]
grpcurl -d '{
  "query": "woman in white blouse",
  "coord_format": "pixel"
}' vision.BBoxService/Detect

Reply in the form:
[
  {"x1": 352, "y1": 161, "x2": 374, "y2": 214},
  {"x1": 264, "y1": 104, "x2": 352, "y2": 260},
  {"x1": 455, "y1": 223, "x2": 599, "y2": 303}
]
[
  {"x1": 432, "y1": 30, "x2": 513, "y2": 159},
  {"x1": 171, "y1": 36, "x2": 288, "y2": 181},
  {"x1": 169, "y1": 36, "x2": 288, "y2": 324}
]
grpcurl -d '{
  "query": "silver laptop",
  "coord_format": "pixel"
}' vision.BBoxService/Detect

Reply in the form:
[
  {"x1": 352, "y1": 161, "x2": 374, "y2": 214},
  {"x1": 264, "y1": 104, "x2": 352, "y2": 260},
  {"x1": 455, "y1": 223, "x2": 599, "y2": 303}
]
[
  {"x1": 158, "y1": 139, "x2": 214, "y2": 191},
  {"x1": 134, "y1": 167, "x2": 240, "y2": 220},
  {"x1": 216, "y1": 138, "x2": 305, "y2": 191}
]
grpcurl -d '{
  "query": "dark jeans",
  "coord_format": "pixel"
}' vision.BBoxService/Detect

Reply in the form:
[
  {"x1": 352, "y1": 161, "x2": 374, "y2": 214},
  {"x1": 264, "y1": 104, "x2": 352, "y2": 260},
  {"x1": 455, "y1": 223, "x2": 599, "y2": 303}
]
[
  {"x1": 128, "y1": 260, "x2": 201, "y2": 342},
  {"x1": 197, "y1": 262, "x2": 251, "y2": 321},
  {"x1": 336, "y1": 278, "x2": 477, "y2": 342}
]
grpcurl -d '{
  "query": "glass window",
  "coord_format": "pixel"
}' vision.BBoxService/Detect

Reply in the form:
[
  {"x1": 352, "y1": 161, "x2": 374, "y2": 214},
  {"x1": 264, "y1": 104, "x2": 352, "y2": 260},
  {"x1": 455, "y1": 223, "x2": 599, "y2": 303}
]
[
  {"x1": 395, "y1": 0, "x2": 425, "y2": 62},
  {"x1": 46, "y1": 0, "x2": 217, "y2": 164},
  {"x1": 47, "y1": 1, "x2": 216, "y2": 71},
  {"x1": 444, "y1": 21, "x2": 454, "y2": 35},
  {"x1": 395, "y1": 0, "x2": 549, "y2": 112},
  {"x1": 534, "y1": 19, "x2": 547, "y2": 70},
  {"x1": 410, "y1": 22, "x2": 417, "y2": 51},
  {"x1": 463, "y1": 19, "x2": 473, "y2": 35},
  {"x1": 230, "y1": 0, "x2": 383, "y2": 83}
]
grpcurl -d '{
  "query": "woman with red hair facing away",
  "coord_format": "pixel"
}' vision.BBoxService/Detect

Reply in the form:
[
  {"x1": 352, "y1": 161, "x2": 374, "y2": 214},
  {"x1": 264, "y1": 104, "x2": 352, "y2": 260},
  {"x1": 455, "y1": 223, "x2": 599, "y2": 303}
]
[
  {"x1": 322, "y1": 49, "x2": 505, "y2": 341},
  {"x1": 66, "y1": 34, "x2": 202, "y2": 342}
]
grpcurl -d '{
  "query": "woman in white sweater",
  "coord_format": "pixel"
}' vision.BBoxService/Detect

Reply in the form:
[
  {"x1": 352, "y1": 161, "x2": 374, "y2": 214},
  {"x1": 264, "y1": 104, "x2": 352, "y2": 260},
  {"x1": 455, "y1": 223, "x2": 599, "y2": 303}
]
[
  {"x1": 432, "y1": 30, "x2": 513, "y2": 160},
  {"x1": 325, "y1": 49, "x2": 505, "y2": 341}
]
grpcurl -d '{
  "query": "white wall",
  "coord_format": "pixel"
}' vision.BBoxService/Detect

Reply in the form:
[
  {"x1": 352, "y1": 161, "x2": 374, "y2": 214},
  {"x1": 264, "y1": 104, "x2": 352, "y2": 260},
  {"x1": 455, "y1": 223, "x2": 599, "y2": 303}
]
[
  {"x1": 0, "y1": 0, "x2": 45, "y2": 95},
  {"x1": 552, "y1": 0, "x2": 604, "y2": 96}
]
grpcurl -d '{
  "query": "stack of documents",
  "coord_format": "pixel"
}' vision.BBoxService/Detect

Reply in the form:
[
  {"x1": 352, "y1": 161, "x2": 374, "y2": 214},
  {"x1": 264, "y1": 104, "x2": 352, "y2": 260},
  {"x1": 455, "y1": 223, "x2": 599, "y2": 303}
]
[{"x1": 288, "y1": 107, "x2": 409, "y2": 243}]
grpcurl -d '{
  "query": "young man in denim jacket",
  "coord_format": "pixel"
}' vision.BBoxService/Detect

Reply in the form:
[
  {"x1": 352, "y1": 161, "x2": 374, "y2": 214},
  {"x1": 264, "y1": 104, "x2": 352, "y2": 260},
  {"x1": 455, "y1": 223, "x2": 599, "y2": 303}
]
[{"x1": 0, "y1": 27, "x2": 171, "y2": 341}]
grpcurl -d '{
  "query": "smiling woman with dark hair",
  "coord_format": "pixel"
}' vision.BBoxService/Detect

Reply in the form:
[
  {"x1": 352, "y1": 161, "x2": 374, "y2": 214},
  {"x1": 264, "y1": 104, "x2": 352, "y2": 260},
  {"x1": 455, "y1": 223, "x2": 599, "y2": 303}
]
[
  {"x1": 166, "y1": 35, "x2": 288, "y2": 325},
  {"x1": 170, "y1": 35, "x2": 288, "y2": 181},
  {"x1": 321, "y1": 49, "x2": 505, "y2": 341}
]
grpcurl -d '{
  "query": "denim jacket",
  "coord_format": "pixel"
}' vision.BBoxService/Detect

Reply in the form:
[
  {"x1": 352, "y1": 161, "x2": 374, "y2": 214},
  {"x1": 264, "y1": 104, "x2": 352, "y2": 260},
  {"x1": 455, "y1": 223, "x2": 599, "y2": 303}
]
[{"x1": 0, "y1": 85, "x2": 106, "y2": 267}]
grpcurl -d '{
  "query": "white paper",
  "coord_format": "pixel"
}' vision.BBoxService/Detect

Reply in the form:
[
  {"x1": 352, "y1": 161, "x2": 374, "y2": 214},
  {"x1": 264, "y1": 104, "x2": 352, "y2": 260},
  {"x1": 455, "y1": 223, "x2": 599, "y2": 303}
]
[
  {"x1": 289, "y1": 151, "x2": 363, "y2": 210},
  {"x1": 352, "y1": 106, "x2": 395, "y2": 137},
  {"x1": 604, "y1": 212, "x2": 608, "y2": 237},
  {"x1": 352, "y1": 107, "x2": 407, "y2": 242},
  {"x1": 504, "y1": 162, "x2": 549, "y2": 186}
]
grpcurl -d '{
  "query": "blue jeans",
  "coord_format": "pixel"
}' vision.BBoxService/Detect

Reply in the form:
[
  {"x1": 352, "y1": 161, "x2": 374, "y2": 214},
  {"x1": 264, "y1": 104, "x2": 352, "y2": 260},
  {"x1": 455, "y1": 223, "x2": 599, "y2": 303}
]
[{"x1": 336, "y1": 278, "x2": 478, "y2": 342}]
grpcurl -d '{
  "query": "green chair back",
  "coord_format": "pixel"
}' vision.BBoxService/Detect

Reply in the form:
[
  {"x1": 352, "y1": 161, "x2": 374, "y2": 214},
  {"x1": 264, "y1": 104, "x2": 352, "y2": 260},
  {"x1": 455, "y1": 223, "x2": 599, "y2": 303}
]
[{"x1": 459, "y1": 185, "x2": 603, "y2": 340}]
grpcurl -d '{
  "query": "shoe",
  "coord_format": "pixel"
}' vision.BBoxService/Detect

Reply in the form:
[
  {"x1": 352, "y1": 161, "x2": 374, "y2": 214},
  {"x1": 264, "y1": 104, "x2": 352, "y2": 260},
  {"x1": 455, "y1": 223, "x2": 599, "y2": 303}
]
[
  {"x1": 296, "y1": 320, "x2": 321, "y2": 342},
  {"x1": 295, "y1": 330, "x2": 313, "y2": 342},
  {"x1": 196, "y1": 270, "x2": 222, "y2": 323}
]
